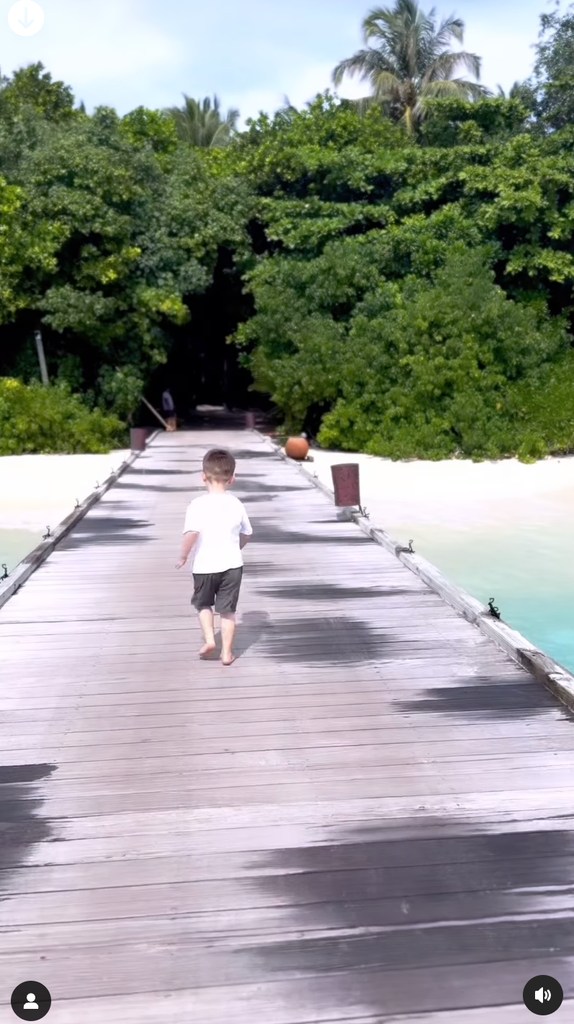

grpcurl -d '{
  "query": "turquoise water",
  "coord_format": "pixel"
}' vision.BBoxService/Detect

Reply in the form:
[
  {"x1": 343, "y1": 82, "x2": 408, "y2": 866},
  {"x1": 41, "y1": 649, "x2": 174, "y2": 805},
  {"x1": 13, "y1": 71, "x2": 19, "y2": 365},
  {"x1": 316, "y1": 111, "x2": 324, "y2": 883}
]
[
  {"x1": 0, "y1": 529, "x2": 43, "y2": 576},
  {"x1": 397, "y1": 523, "x2": 574, "y2": 676}
]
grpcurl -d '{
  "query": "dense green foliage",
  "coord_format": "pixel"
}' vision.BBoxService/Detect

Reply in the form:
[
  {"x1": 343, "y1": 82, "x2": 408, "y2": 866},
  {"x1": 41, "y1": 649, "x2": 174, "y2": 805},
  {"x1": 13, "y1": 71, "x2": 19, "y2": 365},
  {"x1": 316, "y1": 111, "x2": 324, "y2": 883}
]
[
  {"x1": 0, "y1": 378, "x2": 125, "y2": 454},
  {"x1": 232, "y1": 87, "x2": 574, "y2": 457},
  {"x1": 2, "y1": 1, "x2": 574, "y2": 459},
  {"x1": 532, "y1": 6, "x2": 574, "y2": 131}
]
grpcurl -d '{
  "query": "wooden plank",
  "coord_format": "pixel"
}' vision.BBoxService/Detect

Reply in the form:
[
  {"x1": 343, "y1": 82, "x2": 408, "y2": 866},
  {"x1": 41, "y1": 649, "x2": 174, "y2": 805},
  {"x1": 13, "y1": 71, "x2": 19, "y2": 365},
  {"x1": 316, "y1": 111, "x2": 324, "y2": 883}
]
[
  {"x1": 2, "y1": 734, "x2": 574, "y2": 772},
  {"x1": 3, "y1": 842, "x2": 574, "y2": 896},
  {"x1": 2, "y1": 765, "x2": 574, "y2": 820},
  {"x1": 3, "y1": 810, "x2": 574, "y2": 869},
  {"x1": 0, "y1": 959, "x2": 572, "y2": 1024},
  {"x1": 4, "y1": 750, "x2": 574, "y2": 798},
  {"x1": 0, "y1": 933, "x2": 573, "y2": 1000}
]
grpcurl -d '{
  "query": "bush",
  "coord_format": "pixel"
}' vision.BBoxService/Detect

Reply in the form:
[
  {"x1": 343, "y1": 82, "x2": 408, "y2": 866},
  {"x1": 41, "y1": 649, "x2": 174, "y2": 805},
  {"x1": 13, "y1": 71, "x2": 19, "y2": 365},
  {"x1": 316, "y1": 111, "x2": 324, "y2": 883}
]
[
  {"x1": 0, "y1": 378, "x2": 126, "y2": 454},
  {"x1": 507, "y1": 349, "x2": 574, "y2": 460},
  {"x1": 316, "y1": 247, "x2": 572, "y2": 460}
]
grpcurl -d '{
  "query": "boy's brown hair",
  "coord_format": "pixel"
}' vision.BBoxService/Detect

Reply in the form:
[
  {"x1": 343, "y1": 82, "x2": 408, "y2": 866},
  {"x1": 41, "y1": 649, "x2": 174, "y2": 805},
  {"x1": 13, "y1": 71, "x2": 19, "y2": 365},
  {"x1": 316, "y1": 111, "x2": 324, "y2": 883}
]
[{"x1": 203, "y1": 448, "x2": 236, "y2": 482}]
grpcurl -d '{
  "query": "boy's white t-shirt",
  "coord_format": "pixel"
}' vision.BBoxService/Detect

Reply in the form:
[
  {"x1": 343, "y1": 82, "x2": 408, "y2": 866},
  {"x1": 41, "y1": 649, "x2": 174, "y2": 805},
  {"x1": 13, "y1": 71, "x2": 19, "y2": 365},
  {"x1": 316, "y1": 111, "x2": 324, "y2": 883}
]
[{"x1": 183, "y1": 492, "x2": 252, "y2": 573}]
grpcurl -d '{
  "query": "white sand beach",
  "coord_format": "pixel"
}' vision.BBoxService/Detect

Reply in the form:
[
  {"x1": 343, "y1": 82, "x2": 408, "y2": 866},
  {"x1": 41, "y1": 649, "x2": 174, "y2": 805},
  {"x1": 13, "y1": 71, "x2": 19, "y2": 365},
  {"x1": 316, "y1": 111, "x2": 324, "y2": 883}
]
[
  {"x1": 4, "y1": 441, "x2": 573, "y2": 537},
  {"x1": 302, "y1": 449, "x2": 574, "y2": 533},
  {"x1": 0, "y1": 449, "x2": 131, "y2": 572},
  {"x1": 0, "y1": 450, "x2": 131, "y2": 532}
]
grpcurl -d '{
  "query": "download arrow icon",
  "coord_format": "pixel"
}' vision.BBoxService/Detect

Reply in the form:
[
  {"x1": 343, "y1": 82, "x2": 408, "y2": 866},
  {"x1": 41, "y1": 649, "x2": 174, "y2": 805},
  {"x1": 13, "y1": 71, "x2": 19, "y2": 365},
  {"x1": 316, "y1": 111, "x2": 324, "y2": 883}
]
[
  {"x1": 19, "y1": 6, "x2": 34, "y2": 28},
  {"x1": 8, "y1": 0, "x2": 45, "y2": 36}
]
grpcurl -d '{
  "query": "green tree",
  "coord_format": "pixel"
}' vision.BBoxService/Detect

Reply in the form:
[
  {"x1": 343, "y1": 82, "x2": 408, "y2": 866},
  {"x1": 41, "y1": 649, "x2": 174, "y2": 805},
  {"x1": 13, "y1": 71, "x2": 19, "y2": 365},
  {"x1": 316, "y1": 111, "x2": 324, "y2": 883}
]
[
  {"x1": 0, "y1": 174, "x2": 64, "y2": 323},
  {"x1": 332, "y1": 0, "x2": 485, "y2": 133},
  {"x1": 496, "y1": 81, "x2": 536, "y2": 106},
  {"x1": 4, "y1": 109, "x2": 189, "y2": 402},
  {"x1": 227, "y1": 94, "x2": 574, "y2": 456},
  {"x1": 418, "y1": 96, "x2": 531, "y2": 146},
  {"x1": 120, "y1": 106, "x2": 179, "y2": 160},
  {"x1": 166, "y1": 94, "x2": 239, "y2": 148},
  {"x1": 0, "y1": 96, "x2": 255, "y2": 417},
  {"x1": 532, "y1": 4, "x2": 574, "y2": 132},
  {"x1": 0, "y1": 62, "x2": 76, "y2": 122},
  {"x1": 317, "y1": 246, "x2": 568, "y2": 459}
]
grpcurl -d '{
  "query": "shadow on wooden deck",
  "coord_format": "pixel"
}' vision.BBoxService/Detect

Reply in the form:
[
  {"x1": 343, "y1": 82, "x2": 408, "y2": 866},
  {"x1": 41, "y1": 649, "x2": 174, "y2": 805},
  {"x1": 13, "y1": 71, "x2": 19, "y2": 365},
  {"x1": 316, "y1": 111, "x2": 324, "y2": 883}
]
[
  {"x1": 61, "y1": 516, "x2": 154, "y2": 550},
  {"x1": 240, "y1": 818, "x2": 574, "y2": 1016},
  {"x1": 260, "y1": 583, "x2": 421, "y2": 601},
  {"x1": 395, "y1": 680, "x2": 574, "y2": 720},
  {"x1": 257, "y1": 615, "x2": 400, "y2": 664},
  {"x1": 0, "y1": 764, "x2": 56, "y2": 873},
  {"x1": 250, "y1": 520, "x2": 372, "y2": 545}
]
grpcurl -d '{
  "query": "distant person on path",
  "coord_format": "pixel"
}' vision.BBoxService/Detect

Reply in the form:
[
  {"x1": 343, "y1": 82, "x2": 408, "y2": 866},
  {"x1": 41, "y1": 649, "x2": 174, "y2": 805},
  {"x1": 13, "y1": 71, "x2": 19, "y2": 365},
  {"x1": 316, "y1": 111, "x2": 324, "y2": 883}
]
[
  {"x1": 176, "y1": 448, "x2": 252, "y2": 666},
  {"x1": 162, "y1": 388, "x2": 177, "y2": 431}
]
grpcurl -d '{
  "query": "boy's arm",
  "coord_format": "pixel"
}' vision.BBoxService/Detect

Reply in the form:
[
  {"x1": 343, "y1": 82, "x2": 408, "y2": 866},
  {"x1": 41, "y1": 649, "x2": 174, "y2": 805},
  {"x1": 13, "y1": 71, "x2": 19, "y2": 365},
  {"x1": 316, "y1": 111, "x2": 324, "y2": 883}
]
[
  {"x1": 176, "y1": 531, "x2": 198, "y2": 569},
  {"x1": 239, "y1": 504, "x2": 252, "y2": 550}
]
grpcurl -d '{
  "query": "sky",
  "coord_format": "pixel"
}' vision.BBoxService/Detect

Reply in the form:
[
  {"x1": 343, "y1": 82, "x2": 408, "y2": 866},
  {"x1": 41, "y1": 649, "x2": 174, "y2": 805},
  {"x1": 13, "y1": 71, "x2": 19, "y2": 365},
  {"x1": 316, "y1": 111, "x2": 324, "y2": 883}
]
[{"x1": 0, "y1": 0, "x2": 553, "y2": 125}]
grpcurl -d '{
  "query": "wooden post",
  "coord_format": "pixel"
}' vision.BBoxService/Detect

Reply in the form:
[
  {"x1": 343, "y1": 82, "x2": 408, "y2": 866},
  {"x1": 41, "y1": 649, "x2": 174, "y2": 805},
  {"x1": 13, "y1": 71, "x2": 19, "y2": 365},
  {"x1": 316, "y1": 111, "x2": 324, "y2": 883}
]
[
  {"x1": 34, "y1": 330, "x2": 49, "y2": 386},
  {"x1": 141, "y1": 396, "x2": 169, "y2": 430}
]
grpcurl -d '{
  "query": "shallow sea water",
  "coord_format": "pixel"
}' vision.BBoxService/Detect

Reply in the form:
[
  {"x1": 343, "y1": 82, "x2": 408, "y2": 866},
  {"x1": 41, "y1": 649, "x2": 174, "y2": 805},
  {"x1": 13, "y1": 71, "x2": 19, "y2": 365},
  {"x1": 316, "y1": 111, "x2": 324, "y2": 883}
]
[
  {"x1": 0, "y1": 528, "x2": 43, "y2": 574},
  {"x1": 383, "y1": 520, "x2": 574, "y2": 676}
]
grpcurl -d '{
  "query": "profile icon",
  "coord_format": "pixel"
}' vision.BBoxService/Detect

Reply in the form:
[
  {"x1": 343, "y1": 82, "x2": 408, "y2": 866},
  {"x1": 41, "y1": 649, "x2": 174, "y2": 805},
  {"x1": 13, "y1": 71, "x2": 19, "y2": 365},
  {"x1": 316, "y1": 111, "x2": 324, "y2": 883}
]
[{"x1": 10, "y1": 980, "x2": 52, "y2": 1019}]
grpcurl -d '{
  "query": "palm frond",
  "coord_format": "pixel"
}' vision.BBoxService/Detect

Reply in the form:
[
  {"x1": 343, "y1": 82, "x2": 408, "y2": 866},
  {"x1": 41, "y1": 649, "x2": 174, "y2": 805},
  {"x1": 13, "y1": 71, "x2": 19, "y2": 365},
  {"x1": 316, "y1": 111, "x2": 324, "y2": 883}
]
[
  {"x1": 423, "y1": 77, "x2": 487, "y2": 100},
  {"x1": 164, "y1": 93, "x2": 239, "y2": 147},
  {"x1": 333, "y1": 48, "x2": 399, "y2": 87},
  {"x1": 372, "y1": 68, "x2": 404, "y2": 101},
  {"x1": 433, "y1": 14, "x2": 465, "y2": 47},
  {"x1": 423, "y1": 49, "x2": 481, "y2": 84}
]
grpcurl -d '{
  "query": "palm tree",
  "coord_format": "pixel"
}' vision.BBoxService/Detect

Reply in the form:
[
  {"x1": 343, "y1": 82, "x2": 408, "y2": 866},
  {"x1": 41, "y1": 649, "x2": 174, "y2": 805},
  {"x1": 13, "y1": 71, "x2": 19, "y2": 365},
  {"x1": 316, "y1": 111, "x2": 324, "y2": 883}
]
[
  {"x1": 166, "y1": 94, "x2": 239, "y2": 148},
  {"x1": 496, "y1": 82, "x2": 536, "y2": 106},
  {"x1": 332, "y1": 0, "x2": 486, "y2": 133},
  {"x1": 276, "y1": 95, "x2": 299, "y2": 123}
]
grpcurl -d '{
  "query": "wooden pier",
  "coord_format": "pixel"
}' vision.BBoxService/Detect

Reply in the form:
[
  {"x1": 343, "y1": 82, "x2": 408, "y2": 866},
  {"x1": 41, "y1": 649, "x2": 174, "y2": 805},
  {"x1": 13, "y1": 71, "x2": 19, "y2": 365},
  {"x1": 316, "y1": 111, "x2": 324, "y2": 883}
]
[{"x1": 1, "y1": 428, "x2": 573, "y2": 1022}]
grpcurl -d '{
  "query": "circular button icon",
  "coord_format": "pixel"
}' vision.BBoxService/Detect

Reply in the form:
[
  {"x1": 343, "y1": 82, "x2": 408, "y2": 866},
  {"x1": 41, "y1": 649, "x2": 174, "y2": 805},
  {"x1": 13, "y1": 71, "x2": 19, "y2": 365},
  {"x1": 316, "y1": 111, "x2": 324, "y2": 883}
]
[
  {"x1": 523, "y1": 975, "x2": 563, "y2": 1015},
  {"x1": 10, "y1": 981, "x2": 51, "y2": 1020},
  {"x1": 7, "y1": 1, "x2": 45, "y2": 37}
]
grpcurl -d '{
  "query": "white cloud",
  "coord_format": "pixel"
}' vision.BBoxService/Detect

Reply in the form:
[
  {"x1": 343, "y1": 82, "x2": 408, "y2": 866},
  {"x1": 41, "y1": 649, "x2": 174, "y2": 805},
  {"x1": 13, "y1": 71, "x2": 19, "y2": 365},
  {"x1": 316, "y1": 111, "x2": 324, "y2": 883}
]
[
  {"x1": 1, "y1": 0, "x2": 187, "y2": 110},
  {"x1": 465, "y1": 21, "x2": 540, "y2": 93},
  {"x1": 456, "y1": 0, "x2": 542, "y2": 94},
  {"x1": 229, "y1": 61, "x2": 369, "y2": 126}
]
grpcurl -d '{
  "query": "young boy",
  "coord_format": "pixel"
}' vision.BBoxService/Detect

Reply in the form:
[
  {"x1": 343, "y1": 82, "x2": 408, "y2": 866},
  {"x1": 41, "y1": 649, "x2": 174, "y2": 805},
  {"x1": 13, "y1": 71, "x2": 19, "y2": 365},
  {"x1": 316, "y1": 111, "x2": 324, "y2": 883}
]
[{"x1": 176, "y1": 448, "x2": 252, "y2": 665}]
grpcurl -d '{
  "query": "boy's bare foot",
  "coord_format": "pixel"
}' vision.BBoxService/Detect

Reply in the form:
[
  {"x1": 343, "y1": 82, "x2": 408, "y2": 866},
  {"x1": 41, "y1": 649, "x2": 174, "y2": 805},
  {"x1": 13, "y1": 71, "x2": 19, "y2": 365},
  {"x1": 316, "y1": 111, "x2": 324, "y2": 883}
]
[
  {"x1": 199, "y1": 642, "x2": 216, "y2": 658},
  {"x1": 221, "y1": 654, "x2": 235, "y2": 666}
]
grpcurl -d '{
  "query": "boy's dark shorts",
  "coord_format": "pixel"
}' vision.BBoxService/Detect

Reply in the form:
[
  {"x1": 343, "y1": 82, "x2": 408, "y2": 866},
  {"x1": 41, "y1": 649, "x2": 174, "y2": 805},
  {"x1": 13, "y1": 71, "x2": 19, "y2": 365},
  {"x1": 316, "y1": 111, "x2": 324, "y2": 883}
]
[{"x1": 192, "y1": 567, "x2": 243, "y2": 613}]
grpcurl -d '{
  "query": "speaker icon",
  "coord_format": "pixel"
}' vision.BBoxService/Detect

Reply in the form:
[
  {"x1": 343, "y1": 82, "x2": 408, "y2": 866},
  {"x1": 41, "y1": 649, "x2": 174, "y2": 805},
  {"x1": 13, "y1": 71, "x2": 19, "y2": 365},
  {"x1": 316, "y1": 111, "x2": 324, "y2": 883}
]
[{"x1": 524, "y1": 974, "x2": 563, "y2": 1014}]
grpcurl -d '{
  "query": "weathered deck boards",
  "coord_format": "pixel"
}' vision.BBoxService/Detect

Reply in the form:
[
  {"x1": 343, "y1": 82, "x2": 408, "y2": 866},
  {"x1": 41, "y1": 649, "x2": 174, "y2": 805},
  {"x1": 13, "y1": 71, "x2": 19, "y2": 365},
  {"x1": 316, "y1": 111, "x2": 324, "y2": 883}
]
[{"x1": 1, "y1": 428, "x2": 573, "y2": 1023}]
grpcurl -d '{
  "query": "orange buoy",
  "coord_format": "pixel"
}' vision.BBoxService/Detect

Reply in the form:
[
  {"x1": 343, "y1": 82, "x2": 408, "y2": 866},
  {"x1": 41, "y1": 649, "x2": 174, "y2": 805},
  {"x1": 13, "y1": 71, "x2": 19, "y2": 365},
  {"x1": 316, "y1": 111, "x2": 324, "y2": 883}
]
[{"x1": 285, "y1": 436, "x2": 309, "y2": 460}]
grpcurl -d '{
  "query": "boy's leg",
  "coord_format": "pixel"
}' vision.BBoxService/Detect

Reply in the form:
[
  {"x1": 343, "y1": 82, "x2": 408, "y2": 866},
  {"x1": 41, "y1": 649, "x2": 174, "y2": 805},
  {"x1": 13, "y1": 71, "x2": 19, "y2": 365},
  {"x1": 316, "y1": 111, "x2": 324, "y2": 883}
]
[
  {"x1": 220, "y1": 613, "x2": 236, "y2": 665},
  {"x1": 214, "y1": 568, "x2": 243, "y2": 665},
  {"x1": 192, "y1": 574, "x2": 218, "y2": 657},
  {"x1": 198, "y1": 608, "x2": 216, "y2": 656}
]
